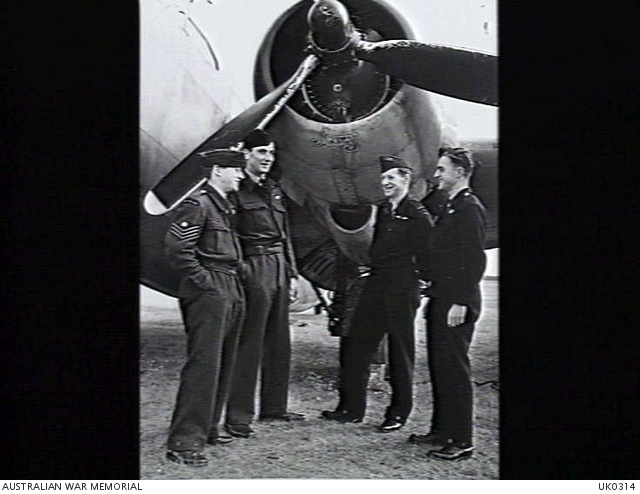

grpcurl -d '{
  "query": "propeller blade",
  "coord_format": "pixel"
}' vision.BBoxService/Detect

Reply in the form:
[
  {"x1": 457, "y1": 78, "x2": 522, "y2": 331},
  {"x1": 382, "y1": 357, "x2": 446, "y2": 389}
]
[
  {"x1": 356, "y1": 40, "x2": 497, "y2": 106},
  {"x1": 143, "y1": 54, "x2": 319, "y2": 215}
]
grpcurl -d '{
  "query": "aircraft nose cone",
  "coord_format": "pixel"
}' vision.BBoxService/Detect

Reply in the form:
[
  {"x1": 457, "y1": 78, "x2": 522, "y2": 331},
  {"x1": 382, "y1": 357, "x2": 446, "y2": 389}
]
[{"x1": 307, "y1": 0, "x2": 352, "y2": 51}]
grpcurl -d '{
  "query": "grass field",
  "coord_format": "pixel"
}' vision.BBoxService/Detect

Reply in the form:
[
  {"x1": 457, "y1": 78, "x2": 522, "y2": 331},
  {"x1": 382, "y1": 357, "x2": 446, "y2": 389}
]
[{"x1": 140, "y1": 278, "x2": 499, "y2": 479}]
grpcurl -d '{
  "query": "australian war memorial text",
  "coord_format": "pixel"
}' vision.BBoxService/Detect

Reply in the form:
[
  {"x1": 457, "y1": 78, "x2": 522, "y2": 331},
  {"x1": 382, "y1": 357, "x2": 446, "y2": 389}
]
[{"x1": 2, "y1": 485, "x2": 141, "y2": 492}]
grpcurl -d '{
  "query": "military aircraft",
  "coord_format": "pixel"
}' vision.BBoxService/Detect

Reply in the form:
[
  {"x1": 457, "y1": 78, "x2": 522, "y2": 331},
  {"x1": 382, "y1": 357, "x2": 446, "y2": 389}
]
[{"x1": 140, "y1": 0, "x2": 498, "y2": 297}]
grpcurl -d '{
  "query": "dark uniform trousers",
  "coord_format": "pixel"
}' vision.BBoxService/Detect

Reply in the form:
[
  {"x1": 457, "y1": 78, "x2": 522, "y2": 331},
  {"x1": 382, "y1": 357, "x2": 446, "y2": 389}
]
[
  {"x1": 425, "y1": 288, "x2": 481, "y2": 445},
  {"x1": 164, "y1": 183, "x2": 246, "y2": 453},
  {"x1": 225, "y1": 176, "x2": 296, "y2": 425},
  {"x1": 225, "y1": 251, "x2": 291, "y2": 424},
  {"x1": 420, "y1": 187, "x2": 487, "y2": 446},
  {"x1": 167, "y1": 271, "x2": 245, "y2": 452},
  {"x1": 338, "y1": 269, "x2": 420, "y2": 419},
  {"x1": 334, "y1": 197, "x2": 432, "y2": 420}
]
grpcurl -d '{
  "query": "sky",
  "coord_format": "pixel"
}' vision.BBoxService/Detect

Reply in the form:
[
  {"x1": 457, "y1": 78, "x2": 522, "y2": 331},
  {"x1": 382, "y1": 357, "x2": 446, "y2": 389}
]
[{"x1": 141, "y1": 0, "x2": 498, "y2": 305}]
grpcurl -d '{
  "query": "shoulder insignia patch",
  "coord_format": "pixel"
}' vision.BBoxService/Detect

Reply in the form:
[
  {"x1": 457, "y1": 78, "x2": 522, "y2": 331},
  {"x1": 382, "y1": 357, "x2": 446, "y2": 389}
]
[{"x1": 454, "y1": 193, "x2": 479, "y2": 212}]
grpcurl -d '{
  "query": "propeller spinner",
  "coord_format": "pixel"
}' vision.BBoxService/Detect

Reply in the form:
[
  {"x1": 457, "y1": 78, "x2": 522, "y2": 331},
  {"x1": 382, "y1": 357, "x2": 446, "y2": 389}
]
[{"x1": 307, "y1": 0, "x2": 356, "y2": 52}]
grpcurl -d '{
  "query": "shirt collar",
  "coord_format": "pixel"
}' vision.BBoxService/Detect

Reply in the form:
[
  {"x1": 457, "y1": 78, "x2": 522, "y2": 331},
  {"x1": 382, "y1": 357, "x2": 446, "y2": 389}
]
[
  {"x1": 203, "y1": 183, "x2": 233, "y2": 212},
  {"x1": 246, "y1": 170, "x2": 263, "y2": 184},
  {"x1": 384, "y1": 195, "x2": 409, "y2": 215},
  {"x1": 242, "y1": 173, "x2": 273, "y2": 191}
]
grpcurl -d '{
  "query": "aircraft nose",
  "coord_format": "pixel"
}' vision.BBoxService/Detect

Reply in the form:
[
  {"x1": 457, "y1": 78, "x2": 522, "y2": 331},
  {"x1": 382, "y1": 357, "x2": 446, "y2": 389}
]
[{"x1": 307, "y1": 0, "x2": 352, "y2": 51}]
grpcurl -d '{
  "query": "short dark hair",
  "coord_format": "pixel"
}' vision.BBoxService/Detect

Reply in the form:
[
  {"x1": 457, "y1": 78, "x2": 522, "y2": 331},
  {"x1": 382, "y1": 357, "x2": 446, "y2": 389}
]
[{"x1": 438, "y1": 147, "x2": 475, "y2": 176}]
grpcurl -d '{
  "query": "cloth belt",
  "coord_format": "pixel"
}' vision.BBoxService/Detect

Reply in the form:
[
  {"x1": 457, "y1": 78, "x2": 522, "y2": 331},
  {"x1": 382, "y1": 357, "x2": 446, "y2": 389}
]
[
  {"x1": 201, "y1": 260, "x2": 240, "y2": 276},
  {"x1": 242, "y1": 242, "x2": 284, "y2": 256},
  {"x1": 371, "y1": 264, "x2": 416, "y2": 272}
]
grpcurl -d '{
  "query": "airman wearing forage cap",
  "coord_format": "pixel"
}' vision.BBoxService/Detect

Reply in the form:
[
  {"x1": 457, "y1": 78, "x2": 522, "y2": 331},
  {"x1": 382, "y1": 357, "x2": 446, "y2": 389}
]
[
  {"x1": 378, "y1": 154, "x2": 412, "y2": 173},
  {"x1": 322, "y1": 154, "x2": 434, "y2": 434},
  {"x1": 164, "y1": 148, "x2": 246, "y2": 467}
]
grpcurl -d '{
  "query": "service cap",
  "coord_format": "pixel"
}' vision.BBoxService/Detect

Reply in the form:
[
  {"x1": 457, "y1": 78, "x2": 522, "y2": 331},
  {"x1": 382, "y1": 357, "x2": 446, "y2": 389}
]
[
  {"x1": 379, "y1": 155, "x2": 411, "y2": 173},
  {"x1": 199, "y1": 149, "x2": 246, "y2": 170}
]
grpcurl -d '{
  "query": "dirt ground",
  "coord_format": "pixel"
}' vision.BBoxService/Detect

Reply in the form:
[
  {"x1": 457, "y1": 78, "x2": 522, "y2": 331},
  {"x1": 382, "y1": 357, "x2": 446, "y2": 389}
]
[{"x1": 140, "y1": 279, "x2": 499, "y2": 479}]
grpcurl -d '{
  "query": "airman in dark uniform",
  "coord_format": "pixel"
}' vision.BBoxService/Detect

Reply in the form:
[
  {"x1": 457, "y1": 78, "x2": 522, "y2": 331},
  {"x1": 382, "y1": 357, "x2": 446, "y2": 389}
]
[
  {"x1": 322, "y1": 155, "x2": 434, "y2": 432},
  {"x1": 409, "y1": 146, "x2": 487, "y2": 461},
  {"x1": 224, "y1": 129, "x2": 304, "y2": 439},
  {"x1": 164, "y1": 149, "x2": 246, "y2": 467}
]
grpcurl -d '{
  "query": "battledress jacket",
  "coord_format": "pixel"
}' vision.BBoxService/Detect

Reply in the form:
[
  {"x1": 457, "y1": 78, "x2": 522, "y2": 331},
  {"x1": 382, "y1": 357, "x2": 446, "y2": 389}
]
[
  {"x1": 230, "y1": 176, "x2": 298, "y2": 278},
  {"x1": 165, "y1": 183, "x2": 243, "y2": 294}
]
